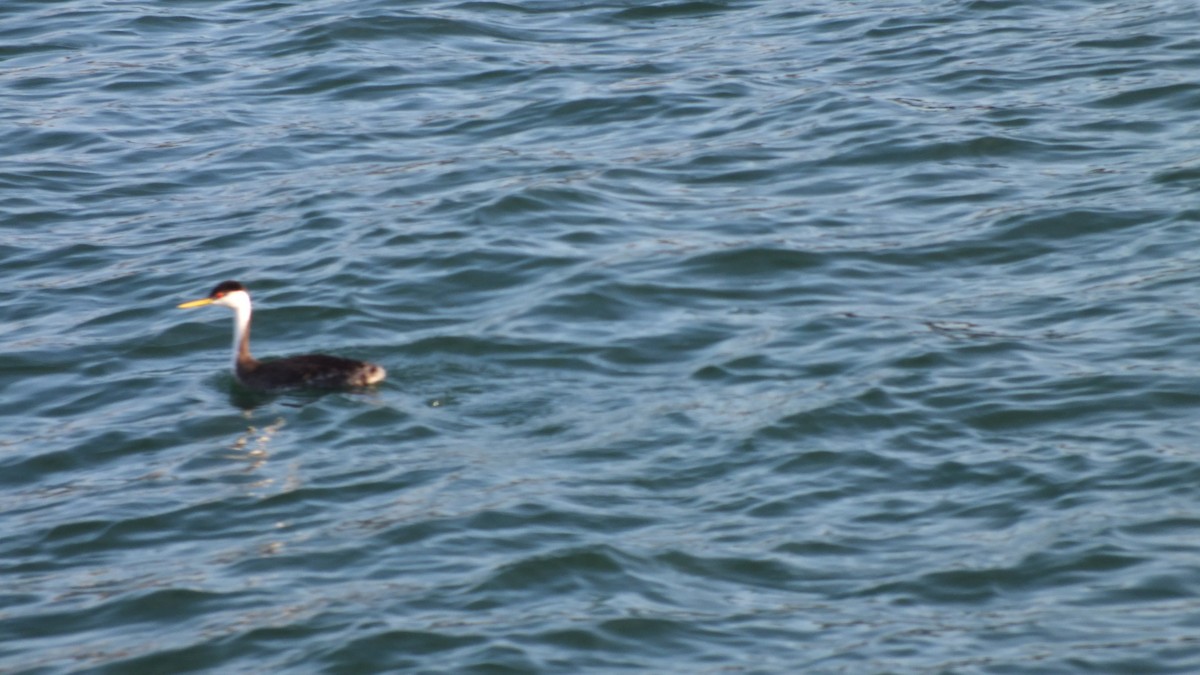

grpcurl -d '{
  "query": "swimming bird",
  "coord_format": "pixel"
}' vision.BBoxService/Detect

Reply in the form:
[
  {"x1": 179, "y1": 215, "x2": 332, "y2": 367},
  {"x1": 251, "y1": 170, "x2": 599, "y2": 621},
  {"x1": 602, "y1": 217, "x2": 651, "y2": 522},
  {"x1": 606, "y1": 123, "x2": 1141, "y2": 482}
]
[{"x1": 177, "y1": 280, "x2": 386, "y2": 390}]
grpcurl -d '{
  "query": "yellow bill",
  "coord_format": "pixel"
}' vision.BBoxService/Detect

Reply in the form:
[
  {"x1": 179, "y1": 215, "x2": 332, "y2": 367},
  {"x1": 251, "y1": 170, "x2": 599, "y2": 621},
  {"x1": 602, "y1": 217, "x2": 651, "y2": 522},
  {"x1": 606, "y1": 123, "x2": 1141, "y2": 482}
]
[{"x1": 178, "y1": 297, "x2": 215, "y2": 309}]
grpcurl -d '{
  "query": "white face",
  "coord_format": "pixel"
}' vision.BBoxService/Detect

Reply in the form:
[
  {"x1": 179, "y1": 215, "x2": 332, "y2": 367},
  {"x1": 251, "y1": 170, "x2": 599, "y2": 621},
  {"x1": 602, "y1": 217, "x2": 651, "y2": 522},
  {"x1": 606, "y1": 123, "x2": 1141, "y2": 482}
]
[{"x1": 213, "y1": 289, "x2": 251, "y2": 311}]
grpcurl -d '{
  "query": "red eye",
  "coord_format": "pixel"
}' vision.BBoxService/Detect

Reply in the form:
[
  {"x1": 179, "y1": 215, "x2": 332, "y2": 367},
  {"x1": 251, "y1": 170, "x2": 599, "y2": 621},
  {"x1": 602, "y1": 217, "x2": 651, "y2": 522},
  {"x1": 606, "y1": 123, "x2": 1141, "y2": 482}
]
[{"x1": 214, "y1": 292, "x2": 225, "y2": 298}]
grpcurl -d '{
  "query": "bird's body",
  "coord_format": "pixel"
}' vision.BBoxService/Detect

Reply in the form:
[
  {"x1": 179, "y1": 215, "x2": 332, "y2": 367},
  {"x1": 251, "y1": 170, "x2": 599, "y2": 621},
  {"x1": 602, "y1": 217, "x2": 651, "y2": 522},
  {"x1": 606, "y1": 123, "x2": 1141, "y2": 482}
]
[{"x1": 178, "y1": 280, "x2": 386, "y2": 390}]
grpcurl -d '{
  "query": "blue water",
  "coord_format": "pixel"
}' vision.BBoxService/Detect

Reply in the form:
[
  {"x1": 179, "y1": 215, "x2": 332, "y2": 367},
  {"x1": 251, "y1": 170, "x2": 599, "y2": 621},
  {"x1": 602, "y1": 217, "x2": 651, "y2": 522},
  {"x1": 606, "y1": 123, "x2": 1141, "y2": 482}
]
[{"x1": 4, "y1": 1, "x2": 1200, "y2": 672}]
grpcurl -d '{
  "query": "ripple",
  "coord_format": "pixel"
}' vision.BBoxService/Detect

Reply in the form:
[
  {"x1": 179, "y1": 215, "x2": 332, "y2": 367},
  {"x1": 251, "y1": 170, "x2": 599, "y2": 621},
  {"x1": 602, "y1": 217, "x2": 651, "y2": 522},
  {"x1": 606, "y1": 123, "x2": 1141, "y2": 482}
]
[{"x1": 4, "y1": 0, "x2": 1200, "y2": 672}]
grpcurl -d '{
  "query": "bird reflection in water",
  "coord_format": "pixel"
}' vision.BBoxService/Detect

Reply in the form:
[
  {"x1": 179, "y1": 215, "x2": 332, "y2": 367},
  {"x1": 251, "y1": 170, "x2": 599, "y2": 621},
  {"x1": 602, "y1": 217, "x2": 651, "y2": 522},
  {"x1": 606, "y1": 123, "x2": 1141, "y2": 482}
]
[{"x1": 226, "y1": 416, "x2": 285, "y2": 477}]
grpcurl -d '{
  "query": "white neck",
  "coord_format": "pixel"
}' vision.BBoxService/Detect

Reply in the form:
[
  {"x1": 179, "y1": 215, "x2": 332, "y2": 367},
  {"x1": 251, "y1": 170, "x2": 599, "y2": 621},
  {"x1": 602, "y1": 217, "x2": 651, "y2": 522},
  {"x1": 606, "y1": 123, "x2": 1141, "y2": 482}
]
[
  {"x1": 218, "y1": 290, "x2": 253, "y2": 372},
  {"x1": 232, "y1": 302, "x2": 250, "y2": 372}
]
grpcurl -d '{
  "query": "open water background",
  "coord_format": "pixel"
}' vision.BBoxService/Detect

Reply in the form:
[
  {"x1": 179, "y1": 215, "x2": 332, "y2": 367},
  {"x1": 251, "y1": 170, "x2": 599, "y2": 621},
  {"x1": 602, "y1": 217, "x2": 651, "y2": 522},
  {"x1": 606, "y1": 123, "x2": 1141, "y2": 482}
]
[{"x1": 4, "y1": 1, "x2": 1200, "y2": 672}]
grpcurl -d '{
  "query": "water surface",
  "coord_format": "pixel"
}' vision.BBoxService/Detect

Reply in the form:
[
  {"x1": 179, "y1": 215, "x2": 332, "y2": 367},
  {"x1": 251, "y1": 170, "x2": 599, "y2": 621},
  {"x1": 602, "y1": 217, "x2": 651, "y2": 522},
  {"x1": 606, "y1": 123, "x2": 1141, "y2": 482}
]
[{"x1": 4, "y1": 1, "x2": 1200, "y2": 672}]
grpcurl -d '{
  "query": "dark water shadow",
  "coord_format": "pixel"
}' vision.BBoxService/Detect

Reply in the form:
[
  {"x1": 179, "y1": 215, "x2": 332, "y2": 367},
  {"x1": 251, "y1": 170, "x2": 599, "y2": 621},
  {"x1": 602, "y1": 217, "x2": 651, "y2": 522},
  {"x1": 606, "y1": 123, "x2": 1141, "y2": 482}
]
[{"x1": 226, "y1": 382, "x2": 383, "y2": 411}]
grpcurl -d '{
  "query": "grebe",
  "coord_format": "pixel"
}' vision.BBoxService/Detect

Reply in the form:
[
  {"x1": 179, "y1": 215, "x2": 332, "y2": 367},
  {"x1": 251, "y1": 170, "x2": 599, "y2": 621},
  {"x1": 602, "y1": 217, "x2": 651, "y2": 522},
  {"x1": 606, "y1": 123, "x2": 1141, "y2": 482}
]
[{"x1": 177, "y1": 280, "x2": 386, "y2": 390}]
